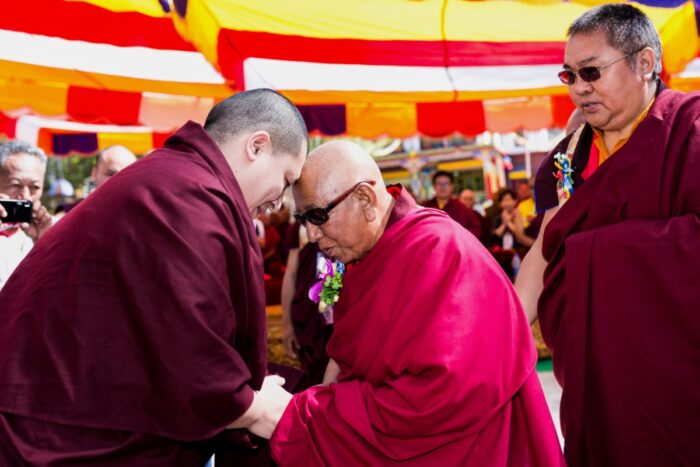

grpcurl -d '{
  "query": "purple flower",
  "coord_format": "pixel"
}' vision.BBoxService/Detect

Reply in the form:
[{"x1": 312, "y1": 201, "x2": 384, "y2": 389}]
[
  {"x1": 308, "y1": 280, "x2": 324, "y2": 303},
  {"x1": 318, "y1": 257, "x2": 333, "y2": 279}
]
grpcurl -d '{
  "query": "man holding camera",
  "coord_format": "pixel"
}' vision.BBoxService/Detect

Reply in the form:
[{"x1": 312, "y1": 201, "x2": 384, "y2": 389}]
[{"x1": 0, "y1": 140, "x2": 53, "y2": 290}]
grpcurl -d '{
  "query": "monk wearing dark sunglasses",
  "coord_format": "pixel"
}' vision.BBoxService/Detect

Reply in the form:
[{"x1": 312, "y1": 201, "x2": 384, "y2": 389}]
[
  {"x1": 517, "y1": 4, "x2": 700, "y2": 466},
  {"x1": 272, "y1": 140, "x2": 564, "y2": 466}
]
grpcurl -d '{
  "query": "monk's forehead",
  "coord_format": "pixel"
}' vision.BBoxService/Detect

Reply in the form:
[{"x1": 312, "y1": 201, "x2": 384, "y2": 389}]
[{"x1": 294, "y1": 173, "x2": 343, "y2": 209}]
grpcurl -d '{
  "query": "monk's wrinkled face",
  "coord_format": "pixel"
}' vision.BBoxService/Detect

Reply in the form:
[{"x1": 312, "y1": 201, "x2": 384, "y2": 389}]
[
  {"x1": 0, "y1": 153, "x2": 45, "y2": 202},
  {"x1": 564, "y1": 31, "x2": 647, "y2": 132},
  {"x1": 293, "y1": 182, "x2": 375, "y2": 264}
]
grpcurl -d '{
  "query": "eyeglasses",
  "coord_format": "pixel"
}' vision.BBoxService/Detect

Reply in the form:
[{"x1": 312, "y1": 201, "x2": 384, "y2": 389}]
[
  {"x1": 293, "y1": 180, "x2": 376, "y2": 227},
  {"x1": 557, "y1": 49, "x2": 642, "y2": 85}
]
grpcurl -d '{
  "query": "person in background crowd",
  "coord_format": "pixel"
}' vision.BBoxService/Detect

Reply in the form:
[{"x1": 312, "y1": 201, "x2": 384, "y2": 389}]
[
  {"x1": 490, "y1": 188, "x2": 534, "y2": 280},
  {"x1": 515, "y1": 179, "x2": 536, "y2": 229},
  {"x1": 423, "y1": 171, "x2": 481, "y2": 239},
  {"x1": 55, "y1": 145, "x2": 137, "y2": 219},
  {"x1": 459, "y1": 188, "x2": 491, "y2": 244},
  {"x1": 92, "y1": 145, "x2": 137, "y2": 189},
  {"x1": 0, "y1": 141, "x2": 52, "y2": 290}
]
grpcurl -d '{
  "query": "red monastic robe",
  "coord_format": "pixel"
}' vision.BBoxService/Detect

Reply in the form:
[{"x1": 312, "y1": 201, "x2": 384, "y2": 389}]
[
  {"x1": 0, "y1": 122, "x2": 268, "y2": 465},
  {"x1": 271, "y1": 188, "x2": 563, "y2": 466},
  {"x1": 536, "y1": 89, "x2": 700, "y2": 466},
  {"x1": 423, "y1": 197, "x2": 483, "y2": 240}
]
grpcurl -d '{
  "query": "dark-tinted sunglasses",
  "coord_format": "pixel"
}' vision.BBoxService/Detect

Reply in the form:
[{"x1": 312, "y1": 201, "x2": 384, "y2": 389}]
[
  {"x1": 557, "y1": 49, "x2": 641, "y2": 85},
  {"x1": 294, "y1": 180, "x2": 376, "y2": 227}
]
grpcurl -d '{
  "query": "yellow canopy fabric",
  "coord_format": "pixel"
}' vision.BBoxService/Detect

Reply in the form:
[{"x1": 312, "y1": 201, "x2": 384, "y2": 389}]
[{"x1": 1, "y1": 0, "x2": 698, "y2": 147}]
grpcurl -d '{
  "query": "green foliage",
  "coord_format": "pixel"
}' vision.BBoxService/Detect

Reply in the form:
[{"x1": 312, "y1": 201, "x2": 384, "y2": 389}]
[
  {"x1": 319, "y1": 271, "x2": 343, "y2": 305},
  {"x1": 42, "y1": 155, "x2": 95, "y2": 210}
]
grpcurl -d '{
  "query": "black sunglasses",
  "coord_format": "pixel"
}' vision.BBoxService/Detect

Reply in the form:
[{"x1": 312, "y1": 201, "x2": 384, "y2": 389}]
[
  {"x1": 558, "y1": 49, "x2": 642, "y2": 85},
  {"x1": 294, "y1": 180, "x2": 376, "y2": 227}
]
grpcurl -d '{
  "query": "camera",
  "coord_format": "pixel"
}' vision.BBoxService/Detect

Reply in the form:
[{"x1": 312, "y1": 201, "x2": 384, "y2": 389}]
[{"x1": 0, "y1": 199, "x2": 33, "y2": 223}]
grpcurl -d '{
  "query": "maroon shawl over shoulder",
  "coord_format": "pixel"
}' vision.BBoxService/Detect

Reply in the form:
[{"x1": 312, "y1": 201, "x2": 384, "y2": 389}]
[
  {"x1": 539, "y1": 90, "x2": 700, "y2": 466},
  {"x1": 271, "y1": 188, "x2": 563, "y2": 466},
  {"x1": 0, "y1": 122, "x2": 267, "y2": 464},
  {"x1": 423, "y1": 197, "x2": 482, "y2": 239}
]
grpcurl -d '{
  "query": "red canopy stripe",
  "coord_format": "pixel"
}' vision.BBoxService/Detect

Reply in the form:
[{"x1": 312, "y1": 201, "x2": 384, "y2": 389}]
[
  {"x1": 2, "y1": 0, "x2": 195, "y2": 51},
  {"x1": 216, "y1": 29, "x2": 566, "y2": 81},
  {"x1": 416, "y1": 101, "x2": 486, "y2": 137},
  {"x1": 67, "y1": 87, "x2": 143, "y2": 126}
]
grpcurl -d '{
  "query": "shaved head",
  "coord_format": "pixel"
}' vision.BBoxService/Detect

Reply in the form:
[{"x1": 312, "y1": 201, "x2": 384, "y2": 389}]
[
  {"x1": 297, "y1": 140, "x2": 385, "y2": 203},
  {"x1": 459, "y1": 189, "x2": 475, "y2": 209},
  {"x1": 93, "y1": 145, "x2": 137, "y2": 188},
  {"x1": 294, "y1": 140, "x2": 394, "y2": 263}
]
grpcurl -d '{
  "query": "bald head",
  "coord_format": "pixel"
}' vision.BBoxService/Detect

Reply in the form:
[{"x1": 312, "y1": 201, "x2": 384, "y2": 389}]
[
  {"x1": 300, "y1": 140, "x2": 384, "y2": 197},
  {"x1": 459, "y1": 189, "x2": 475, "y2": 209},
  {"x1": 294, "y1": 140, "x2": 394, "y2": 263},
  {"x1": 93, "y1": 145, "x2": 137, "y2": 188}
]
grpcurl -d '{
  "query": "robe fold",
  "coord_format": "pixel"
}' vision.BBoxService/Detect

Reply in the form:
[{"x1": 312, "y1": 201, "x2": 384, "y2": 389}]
[
  {"x1": 0, "y1": 121, "x2": 268, "y2": 464},
  {"x1": 271, "y1": 188, "x2": 563, "y2": 466},
  {"x1": 423, "y1": 197, "x2": 482, "y2": 239},
  {"x1": 536, "y1": 89, "x2": 700, "y2": 466}
]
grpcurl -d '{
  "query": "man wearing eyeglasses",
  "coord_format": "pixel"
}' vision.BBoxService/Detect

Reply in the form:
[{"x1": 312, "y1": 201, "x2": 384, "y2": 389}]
[
  {"x1": 270, "y1": 140, "x2": 564, "y2": 466},
  {"x1": 516, "y1": 4, "x2": 700, "y2": 466},
  {"x1": 423, "y1": 170, "x2": 482, "y2": 240}
]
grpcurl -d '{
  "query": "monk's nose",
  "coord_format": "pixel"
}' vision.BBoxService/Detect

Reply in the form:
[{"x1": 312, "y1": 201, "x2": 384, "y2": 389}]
[
  {"x1": 572, "y1": 76, "x2": 592, "y2": 96},
  {"x1": 306, "y1": 223, "x2": 323, "y2": 242}
]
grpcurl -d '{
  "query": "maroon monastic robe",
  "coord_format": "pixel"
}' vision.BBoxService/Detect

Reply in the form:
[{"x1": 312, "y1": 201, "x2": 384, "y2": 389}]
[
  {"x1": 271, "y1": 187, "x2": 563, "y2": 466},
  {"x1": 423, "y1": 197, "x2": 482, "y2": 239},
  {"x1": 0, "y1": 122, "x2": 268, "y2": 464},
  {"x1": 535, "y1": 89, "x2": 700, "y2": 466}
]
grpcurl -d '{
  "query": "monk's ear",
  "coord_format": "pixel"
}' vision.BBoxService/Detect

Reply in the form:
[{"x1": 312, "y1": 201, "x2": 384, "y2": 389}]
[
  {"x1": 244, "y1": 131, "x2": 272, "y2": 161},
  {"x1": 355, "y1": 183, "x2": 378, "y2": 222},
  {"x1": 637, "y1": 47, "x2": 656, "y2": 81}
]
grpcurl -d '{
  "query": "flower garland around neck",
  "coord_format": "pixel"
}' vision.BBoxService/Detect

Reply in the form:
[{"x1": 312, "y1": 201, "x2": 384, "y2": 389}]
[{"x1": 308, "y1": 256, "x2": 345, "y2": 313}]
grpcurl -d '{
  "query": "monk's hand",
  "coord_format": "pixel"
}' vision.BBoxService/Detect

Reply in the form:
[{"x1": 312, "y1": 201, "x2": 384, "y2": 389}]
[
  {"x1": 322, "y1": 359, "x2": 340, "y2": 385},
  {"x1": 21, "y1": 200, "x2": 52, "y2": 243},
  {"x1": 246, "y1": 375, "x2": 292, "y2": 439},
  {"x1": 282, "y1": 319, "x2": 299, "y2": 359}
]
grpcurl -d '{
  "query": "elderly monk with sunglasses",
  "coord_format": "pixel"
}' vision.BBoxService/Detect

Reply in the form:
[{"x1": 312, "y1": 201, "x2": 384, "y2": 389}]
[
  {"x1": 516, "y1": 4, "x2": 700, "y2": 466},
  {"x1": 269, "y1": 140, "x2": 564, "y2": 466}
]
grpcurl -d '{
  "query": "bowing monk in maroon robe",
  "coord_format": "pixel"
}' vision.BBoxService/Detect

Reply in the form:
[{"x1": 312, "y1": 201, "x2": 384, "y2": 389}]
[
  {"x1": 516, "y1": 5, "x2": 700, "y2": 466},
  {"x1": 271, "y1": 141, "x2": 563, "y2": 466},
  {"x1": 0, "y1": 89, "x2": 308, "y2": 465}
]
